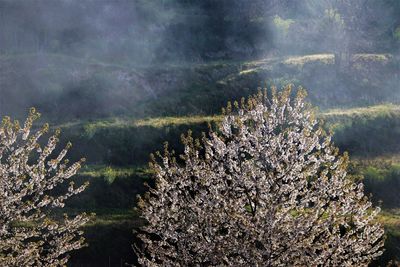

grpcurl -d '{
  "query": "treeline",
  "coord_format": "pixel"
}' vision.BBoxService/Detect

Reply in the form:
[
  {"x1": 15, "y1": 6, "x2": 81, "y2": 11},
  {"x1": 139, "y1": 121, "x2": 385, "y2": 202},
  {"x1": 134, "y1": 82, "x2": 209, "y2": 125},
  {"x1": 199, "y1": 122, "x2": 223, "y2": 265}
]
[{"x1": 0, "y1": 0, "x2": 398, "y2": 63}]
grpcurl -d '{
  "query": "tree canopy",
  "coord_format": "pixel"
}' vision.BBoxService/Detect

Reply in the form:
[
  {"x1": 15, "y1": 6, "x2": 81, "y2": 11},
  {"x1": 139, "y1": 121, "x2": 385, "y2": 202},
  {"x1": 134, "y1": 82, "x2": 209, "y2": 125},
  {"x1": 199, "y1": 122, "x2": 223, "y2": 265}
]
[
  {"x1": 135, "y1": 87, "x2": 384, "y2": 266},
  {"x1": 0, "y1": 108, "x2": 89, "y2": 266}
]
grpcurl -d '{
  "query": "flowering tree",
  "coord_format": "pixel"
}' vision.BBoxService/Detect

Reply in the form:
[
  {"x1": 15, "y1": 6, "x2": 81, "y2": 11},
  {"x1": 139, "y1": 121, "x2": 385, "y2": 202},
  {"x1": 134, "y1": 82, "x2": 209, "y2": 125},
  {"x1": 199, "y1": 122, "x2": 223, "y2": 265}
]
[
  {"x1": 0, "y1": 108, "x2": 89, "y2": 266},
  {"x1": 134, "y1": 86, "x2": 384, "y2": 266}
]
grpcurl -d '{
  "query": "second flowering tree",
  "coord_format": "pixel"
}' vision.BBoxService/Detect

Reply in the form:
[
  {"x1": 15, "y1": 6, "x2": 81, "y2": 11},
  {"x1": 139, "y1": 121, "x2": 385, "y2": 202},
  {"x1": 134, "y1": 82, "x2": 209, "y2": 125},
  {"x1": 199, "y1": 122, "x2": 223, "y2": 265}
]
[{"x1": 135, "y1": 86, "x2": 384, "y2": 266}]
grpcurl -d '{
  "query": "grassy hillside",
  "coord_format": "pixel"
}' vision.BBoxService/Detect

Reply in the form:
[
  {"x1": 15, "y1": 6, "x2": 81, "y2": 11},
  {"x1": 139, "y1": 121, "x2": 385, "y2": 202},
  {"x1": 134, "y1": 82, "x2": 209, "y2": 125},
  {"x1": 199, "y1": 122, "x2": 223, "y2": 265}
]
[
  {"x1": 2, "y1": 53, "x2": 398, "y2": 265},
  {"x1": 51, "y1": 103, "x2": 400, "y2": 167},
  {"x1": 1, "y1": 53, "x2": 399, "y2": 123},
  {"x1": 54, "y1": 103, "x2": 400, "y2": 265},
  {"x1": 1, "y1": 1, "x2": 399, "y2": 265},
  {"x1": 0, "y1": 53, "x2": 154, "y2": 121}
]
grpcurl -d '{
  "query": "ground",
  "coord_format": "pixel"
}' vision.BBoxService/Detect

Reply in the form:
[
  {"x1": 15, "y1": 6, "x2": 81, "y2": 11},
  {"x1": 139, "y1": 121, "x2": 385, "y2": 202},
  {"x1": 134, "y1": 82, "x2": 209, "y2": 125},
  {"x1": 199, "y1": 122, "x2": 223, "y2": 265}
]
[{"x1": 2, "y1": 53, "x2": 399, "y2": 266}]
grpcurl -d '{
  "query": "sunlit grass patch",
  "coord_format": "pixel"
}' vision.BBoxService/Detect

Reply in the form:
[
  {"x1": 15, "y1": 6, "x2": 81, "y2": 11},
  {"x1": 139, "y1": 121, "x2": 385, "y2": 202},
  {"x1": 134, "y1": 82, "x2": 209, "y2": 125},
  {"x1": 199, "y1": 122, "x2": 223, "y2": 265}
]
[
  {"x1": 352, "y1": 53, "x2": 392, "y2": 63},
  {"x1": 378, "y1": 211, "x2": 400, "y2": 230},
  {"x1": 133, "y1": 115, "x2": 222, "y2": 128},
  {"x1": 352, "y1": 154, "x2": 400, "y2": 164},
  {"x1": 324, "y1": 104, "x2": 400, "y2": 118},
  {"x1": 82, "y1": 209, "x2": 141, "y2": 227},
  {"x1": 323, "y1": 104, "x2": 400, "y2": 135},
  {"x1": 82, "y1": 118, "x2": 136, "y2": 137},
  {"x1": 283, "y1": 54, "x2": 334, "y2": 66},
  {"x1": 79, "y1": 165, "x2": 152, "y2": 183},
  {"x1": 238, "y1": 68, "x2": 261, "y2": 75}
]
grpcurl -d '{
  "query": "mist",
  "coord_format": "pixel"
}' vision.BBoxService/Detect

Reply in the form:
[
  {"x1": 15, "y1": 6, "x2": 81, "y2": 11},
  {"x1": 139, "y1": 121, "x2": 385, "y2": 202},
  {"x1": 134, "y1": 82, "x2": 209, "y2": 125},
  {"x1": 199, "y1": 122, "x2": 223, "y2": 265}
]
[
  {"x1": 0, "y1": 1, "x2": 400, "y2": 266},
  {"x1": 0, "y1": 0, "x2": 398, "y2": 121}
]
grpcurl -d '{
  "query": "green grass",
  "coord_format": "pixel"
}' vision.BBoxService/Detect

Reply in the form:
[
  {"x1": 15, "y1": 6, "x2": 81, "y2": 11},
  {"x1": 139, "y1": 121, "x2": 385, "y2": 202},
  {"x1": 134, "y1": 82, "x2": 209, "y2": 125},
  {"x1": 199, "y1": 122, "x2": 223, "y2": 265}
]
[
  {"x1": 80, "y1": 165, "x2": 152, "y2": 184},
  {"x1": 132, "y1": 103, "x2": 400, "y2": 128},
  {"x1": 134, "y1": 115, "x2": 222, "y2": 128},
  {"x1": 89, "y1": 103, "x2": 400, "y2": 129},
  {"x1": 378, "y1": 211, "x2": 400, "y2": 229},
  {"x1": 280, "y1": 53, "x2": 392, "y2": 67},
  {"x1": 3, "y1": 52, "x2": 398, "y2": 124},
  {"x1": 48, "y1": 103, "x2": 400, "y2": 166},
  {"x1": 324, "y1": 104, "x2": 400, "y2": 119},
  {"x1": 282, "y1": 54, "x2": 334, "y2": 66},
  {"x1": 352, "y1": 53, "x2": 393, "y2": 63},
  {"x1": 324, "y1": 104, "x2": 400, "y2": 133},
  {"x1": 84, "y1": 209, "x2": 140, "y2": 227},
  {"x1": 375, "y1": 211, "x2": 400, "y2": 265},
  {"x1": 80, "y1": 165, "x2": 148, "y2": 177},
  {"x1": 53, "y1": 103, "x2": 400, "y2": 131}
]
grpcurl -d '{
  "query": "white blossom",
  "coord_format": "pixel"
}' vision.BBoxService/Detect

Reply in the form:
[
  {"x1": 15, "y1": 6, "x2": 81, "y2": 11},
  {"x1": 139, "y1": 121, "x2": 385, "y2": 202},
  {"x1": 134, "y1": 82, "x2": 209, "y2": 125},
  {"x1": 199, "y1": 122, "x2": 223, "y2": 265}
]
[
  {"x1": 134, "y1": 86, "x2": 384, "y2": 266},
  {"x1": 0, "y1": 108, "x2": 89, "y2": 267}
]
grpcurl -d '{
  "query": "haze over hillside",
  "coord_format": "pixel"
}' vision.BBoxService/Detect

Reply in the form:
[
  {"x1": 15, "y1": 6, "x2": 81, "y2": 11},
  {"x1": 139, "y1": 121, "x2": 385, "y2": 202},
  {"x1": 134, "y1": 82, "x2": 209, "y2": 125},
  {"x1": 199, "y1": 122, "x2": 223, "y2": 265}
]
[
  {"x1": 0, "y1": 1, "x2": 400, "y2": 266},
  {"x1": 0, "y1": 0, "x2": 399, "y2": 120}
]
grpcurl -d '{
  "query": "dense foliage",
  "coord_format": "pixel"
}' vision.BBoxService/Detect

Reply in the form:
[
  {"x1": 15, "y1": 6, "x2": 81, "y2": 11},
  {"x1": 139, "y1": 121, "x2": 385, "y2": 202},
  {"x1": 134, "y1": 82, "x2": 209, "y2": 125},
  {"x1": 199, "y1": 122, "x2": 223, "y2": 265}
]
[{"x1": 135, "y1": 87, "x2": 384, "y2": 266}]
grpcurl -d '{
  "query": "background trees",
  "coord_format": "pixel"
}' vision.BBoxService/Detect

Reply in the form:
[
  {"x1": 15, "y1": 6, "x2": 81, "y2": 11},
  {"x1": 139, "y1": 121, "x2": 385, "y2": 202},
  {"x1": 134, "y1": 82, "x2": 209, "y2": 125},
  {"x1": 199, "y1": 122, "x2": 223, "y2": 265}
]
[
  {"x1": 321, "y1": 0, "x2": 394, "y2": 71},
  {"x1": 0, "y1": 0, "x2": 398, "y2": 121},
  {"x1": 0, "y1": 108, "x2": 89, "y2": 266},
  {"x1": 135, "y1": 87, "x2": 385, "y2": 266},
  {"x1": 0, "y1": 0, "x2": 397, "y2": 63}
]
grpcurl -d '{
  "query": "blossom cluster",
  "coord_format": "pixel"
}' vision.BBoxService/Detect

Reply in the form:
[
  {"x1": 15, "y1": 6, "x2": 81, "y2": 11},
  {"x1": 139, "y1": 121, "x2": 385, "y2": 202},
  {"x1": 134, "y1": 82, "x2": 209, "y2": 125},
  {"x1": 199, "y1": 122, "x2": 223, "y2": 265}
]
[
  {"x1": 135, "y1": 87, "x2": 384, "y2": 266},
  {"x1": 0, "y1": 108, "x2": 89, "y2": 266}
]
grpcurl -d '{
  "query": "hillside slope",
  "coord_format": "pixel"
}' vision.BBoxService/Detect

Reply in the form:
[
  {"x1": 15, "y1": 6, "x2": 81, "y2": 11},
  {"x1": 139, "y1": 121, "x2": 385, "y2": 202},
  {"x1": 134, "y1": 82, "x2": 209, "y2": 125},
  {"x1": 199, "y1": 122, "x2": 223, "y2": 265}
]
[{"x1": 1, "y1": 53, "x2": 399, "y2": 122}]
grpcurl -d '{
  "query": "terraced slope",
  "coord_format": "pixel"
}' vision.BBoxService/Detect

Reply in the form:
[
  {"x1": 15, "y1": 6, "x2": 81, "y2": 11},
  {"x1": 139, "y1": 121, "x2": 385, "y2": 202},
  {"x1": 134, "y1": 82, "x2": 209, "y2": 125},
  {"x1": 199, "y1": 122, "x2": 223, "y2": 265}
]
[
  {"x1": 50, "y1": 104, "x2": 400, "y2": 167},
  {"x1": 64, "y1": 103, "x2": 400, "y2": 265},
  {"x1": 1, "y1": 53, "x2": 399, "y2": 122},
  {"x1": 6, "y1": 53, "x2": 397, "y2": 265}
]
